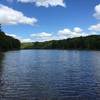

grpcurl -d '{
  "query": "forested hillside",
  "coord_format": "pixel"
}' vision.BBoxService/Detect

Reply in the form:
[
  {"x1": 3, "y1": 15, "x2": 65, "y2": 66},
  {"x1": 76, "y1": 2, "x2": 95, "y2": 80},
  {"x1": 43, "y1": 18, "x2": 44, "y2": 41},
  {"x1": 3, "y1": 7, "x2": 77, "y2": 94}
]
[
  {"x1": 0, "y1": 31, "x2": 20, "y2": 51},
  {"x1": 21, "y1": 35, "x2": 100, "y2": 50}
]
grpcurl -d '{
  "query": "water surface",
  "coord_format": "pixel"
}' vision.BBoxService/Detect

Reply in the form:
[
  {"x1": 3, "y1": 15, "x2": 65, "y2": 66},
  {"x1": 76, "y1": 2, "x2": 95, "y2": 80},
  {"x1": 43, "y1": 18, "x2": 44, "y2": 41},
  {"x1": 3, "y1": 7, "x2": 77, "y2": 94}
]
[{"x1": 0, "y1": 50, "x2": 100, "y2": 100}]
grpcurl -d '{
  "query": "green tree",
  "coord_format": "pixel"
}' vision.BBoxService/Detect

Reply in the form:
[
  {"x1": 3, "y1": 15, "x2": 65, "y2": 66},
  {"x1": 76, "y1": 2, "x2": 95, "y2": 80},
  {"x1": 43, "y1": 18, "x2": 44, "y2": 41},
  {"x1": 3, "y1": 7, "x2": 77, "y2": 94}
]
[
  {"x1": 21, "y1": 35, "x2": 100, "y2": 50},
  {"x1": 0, "y1": 25, "x2": 21, "y2": 51}
]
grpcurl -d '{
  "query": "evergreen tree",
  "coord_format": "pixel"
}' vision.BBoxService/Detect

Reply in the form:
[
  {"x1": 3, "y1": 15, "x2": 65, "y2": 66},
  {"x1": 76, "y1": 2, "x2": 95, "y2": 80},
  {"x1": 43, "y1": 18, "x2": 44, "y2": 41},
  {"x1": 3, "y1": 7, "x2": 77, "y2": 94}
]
[{"x1": 0, "y1": 24, "x2": 21, "y2": 51}]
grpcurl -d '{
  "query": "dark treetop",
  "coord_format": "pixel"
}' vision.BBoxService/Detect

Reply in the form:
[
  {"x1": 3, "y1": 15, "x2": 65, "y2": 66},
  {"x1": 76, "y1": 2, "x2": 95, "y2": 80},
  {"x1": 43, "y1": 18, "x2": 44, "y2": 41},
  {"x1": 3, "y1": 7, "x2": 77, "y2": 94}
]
[{"x1": 0, "y1": 25, "x2": 21, "y2": 51}]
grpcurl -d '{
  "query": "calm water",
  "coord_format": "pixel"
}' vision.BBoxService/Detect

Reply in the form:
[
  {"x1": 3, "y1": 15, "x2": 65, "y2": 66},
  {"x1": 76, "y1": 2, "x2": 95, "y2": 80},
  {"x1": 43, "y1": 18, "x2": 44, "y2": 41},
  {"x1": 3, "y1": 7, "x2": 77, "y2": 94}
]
[{"x1": 0, "y1": 50, "x2": 100, "y2": 100}]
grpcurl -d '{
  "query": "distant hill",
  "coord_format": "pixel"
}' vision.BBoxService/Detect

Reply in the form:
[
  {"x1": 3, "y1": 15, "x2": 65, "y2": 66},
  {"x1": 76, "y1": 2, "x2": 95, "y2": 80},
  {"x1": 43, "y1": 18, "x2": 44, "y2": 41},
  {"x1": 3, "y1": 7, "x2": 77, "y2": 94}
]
[
  {"x1": 0, "y1": 31, "x2": 21, "y2": 51},
  {"x1": 21, "y1": 35, "x2": 100, "y2": 50}
]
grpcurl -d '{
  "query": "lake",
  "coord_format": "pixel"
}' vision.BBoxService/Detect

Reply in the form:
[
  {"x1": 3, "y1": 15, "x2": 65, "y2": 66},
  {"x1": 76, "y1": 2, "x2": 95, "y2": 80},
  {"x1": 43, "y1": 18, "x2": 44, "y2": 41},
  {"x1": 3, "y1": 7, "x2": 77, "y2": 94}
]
[{"x1": 0, "y1": 50, "x2": 100, "y2": 100}]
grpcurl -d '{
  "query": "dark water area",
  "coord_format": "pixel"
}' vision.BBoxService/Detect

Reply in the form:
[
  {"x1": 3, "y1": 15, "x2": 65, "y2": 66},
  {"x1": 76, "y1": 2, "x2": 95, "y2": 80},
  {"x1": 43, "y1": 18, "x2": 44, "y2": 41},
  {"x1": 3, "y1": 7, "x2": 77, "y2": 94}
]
[{"x1": 0, "y1": 50, "x2": 100, "y2": 100}]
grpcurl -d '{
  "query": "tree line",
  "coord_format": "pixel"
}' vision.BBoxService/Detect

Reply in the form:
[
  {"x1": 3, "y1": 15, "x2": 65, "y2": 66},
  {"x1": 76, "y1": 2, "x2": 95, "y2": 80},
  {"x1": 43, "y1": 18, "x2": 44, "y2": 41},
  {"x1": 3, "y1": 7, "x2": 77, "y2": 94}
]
[
  {"x1": 0, "y1": 25, "x2": 21, "y2": 51},
  {"x1": 21, "y1": 35, "x2": 100, "y2": 50}
]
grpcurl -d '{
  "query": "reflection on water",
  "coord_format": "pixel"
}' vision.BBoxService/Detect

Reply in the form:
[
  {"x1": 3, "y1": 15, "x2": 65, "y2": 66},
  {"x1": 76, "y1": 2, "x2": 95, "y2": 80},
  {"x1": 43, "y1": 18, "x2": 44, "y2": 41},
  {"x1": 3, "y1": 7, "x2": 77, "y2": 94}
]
[
  {"x1": 0, "y1": 53, "x2": 4, "y2": 99},
  {"x1": 0, "y1": 50, "x2": 100, "y2": 100},
  {"x1": 0, "y1": 53, "x2": 4, "y2": 80}
]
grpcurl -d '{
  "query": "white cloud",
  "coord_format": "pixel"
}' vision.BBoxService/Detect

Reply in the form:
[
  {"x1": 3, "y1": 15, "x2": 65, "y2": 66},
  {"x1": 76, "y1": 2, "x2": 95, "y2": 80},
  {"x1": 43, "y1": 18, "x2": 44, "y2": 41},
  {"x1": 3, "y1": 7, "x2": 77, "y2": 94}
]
[
  {"x1": 31, "y1": 32, "x2": 53, "y2": 41},
  {"x1": 58, "y1": 27, "x2": 86, "y2": 39},
  {"x1": 0, "y1": 4, "x2": 37, "y2": 25},
  {"x1": 21, "y1": 38, "x2": 33, "y2": 42},
  {"x1": 6, "y1": 33, "x2": 17, "y2": 38},
  {"x1": 6, "y1": 33, "x2": 22, "y2": 40},
  {"x1": 6, "y1": 33, "x2": 33, "y2": 42},
  {"x1": 31, "y1": 32, "x2": 52, "y2": 37},
  {"x1": 93, "y1": 4, "x2": 100, "y2": 19},
  {"x1": 17, "y1": 0, "x2": 66, "y2": 7},
  {"x1": 73, "y1": 27, "x2": 83, "y2": 33},
  {"x1": 58, "y1": 28, "x2": 71, "y2": 36},
  {"x1": 88, "y1": 4, "x2": 100, "y2": 33},
  {"x1": 89, "y1": 23, "x2": 100, "y2": 32},
  {"x1": 29, "y1": 27, "x2": 88, "y2": 42}
]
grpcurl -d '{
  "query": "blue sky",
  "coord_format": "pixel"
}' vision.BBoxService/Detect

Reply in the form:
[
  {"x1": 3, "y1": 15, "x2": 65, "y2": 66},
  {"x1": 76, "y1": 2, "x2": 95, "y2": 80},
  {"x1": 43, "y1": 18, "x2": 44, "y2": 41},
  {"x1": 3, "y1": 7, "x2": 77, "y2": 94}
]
[{"x1": 0, "y1": 0, "x2": 100, "y2": 42}]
